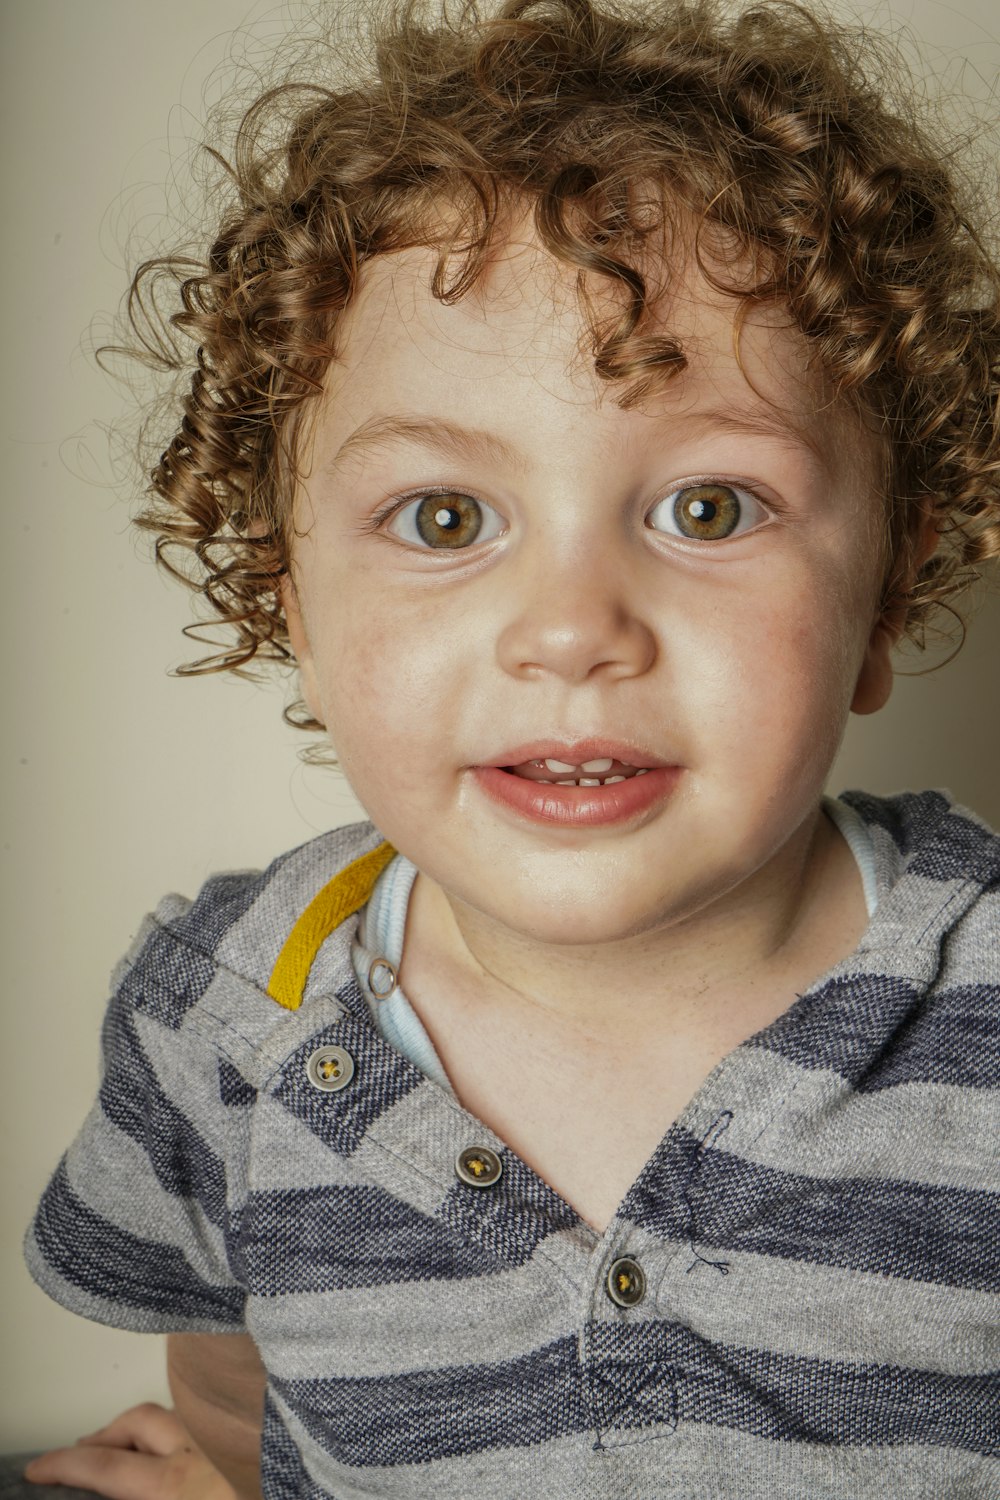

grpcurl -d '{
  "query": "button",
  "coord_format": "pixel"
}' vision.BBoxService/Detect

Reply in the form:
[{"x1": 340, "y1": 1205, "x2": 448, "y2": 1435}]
[
  {"x1": 606, "y1": 1256, "x2": 646, "y2": 1307},
  {"x1": 455, "y1": 1145, "x2": 503, "y2": 1188},
  {"x1": 305, "y1": 1045, "x2": 355, "y2": 1093}
]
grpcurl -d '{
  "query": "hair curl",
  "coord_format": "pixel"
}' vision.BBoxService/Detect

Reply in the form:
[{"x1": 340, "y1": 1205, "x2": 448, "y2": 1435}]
[{"x1": 129, "y1": 0, "x2": 1000, "y2": 727}]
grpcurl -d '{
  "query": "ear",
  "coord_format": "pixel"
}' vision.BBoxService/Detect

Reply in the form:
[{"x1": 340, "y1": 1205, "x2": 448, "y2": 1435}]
[
  {"x1": 850, "y1": 514, "x2": 939, "y2": 717},
  {"x1": 850, "y1": 617, "x2": 896, "y2": 716},
  {"x1": 279, "y1": 572, "x2": 325, "y2": 727}
]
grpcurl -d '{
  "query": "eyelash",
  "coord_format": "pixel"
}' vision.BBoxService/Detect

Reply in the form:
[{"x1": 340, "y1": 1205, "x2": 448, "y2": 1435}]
[
  {"x1": 365, "y1": 478, "x2": 776, "y2": 549},
  {"x1": 363, "y1": 487, "x2": 506, "y2": 550},
  {"x1": 646, "y1": 479, "x2": 775, "y2": 543},
  {"x1": 363, "y1": 488, "x2": 486, "y2": 532}
]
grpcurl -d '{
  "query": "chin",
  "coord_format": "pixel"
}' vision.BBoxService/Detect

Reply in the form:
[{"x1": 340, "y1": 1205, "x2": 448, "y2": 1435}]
[{"x1": 483, "y1": 888, "x2": 678, "y2": 949}]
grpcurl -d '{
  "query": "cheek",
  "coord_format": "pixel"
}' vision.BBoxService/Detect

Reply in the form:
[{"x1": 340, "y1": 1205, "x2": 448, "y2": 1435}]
[
  {"x1": 321, "y1": 622, "x2": 403, "y2": 757},
  {"x1": 315, "y1": 590, "x2": 465, "y2": 795},
  {"x1": 709, "y1": 567, "x2": 872, "y2": 763}
]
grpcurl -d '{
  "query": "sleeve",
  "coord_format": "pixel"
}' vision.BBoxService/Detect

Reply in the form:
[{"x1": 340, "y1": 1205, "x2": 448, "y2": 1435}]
[{"x1": 24, "y1": 904, "x2": 249, "y2": 1334}]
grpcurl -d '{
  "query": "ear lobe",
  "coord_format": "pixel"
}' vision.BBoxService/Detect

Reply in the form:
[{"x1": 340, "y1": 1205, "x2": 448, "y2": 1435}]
[
  {"x1": 279, "y1": 573, "x2": 325, "y2": 726},
  {"x1": 851, "y1": 510, "x2": 941, "y2": 720},
  {"x1": 850, "y1": 512, "x2": 939, "y2": 717},
  {"x1": 850, "y1": 617, "x2": 896, "y2": 716}
]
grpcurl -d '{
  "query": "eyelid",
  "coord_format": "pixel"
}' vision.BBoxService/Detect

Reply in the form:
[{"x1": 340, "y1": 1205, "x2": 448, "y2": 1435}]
[
  {"x1": 370, "y1": 487, "x2": 507, "y2": 548},
  {"x1": 646, "y1": 478, "x2": 776, "y2": 542}
]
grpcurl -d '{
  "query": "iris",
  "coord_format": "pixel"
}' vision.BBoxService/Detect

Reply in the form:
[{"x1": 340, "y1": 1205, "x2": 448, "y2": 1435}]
[
  {"x1": 673, "y1": 484, "x2": 741, "y2": 540},
  {"x1": 415, "y1": 493, "x2": 483, "y2": 548}
]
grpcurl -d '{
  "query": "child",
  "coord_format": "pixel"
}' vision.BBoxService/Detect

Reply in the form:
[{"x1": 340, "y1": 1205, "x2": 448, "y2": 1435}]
[{"x1": 20, "y1": 0, "x2": 999, "y2": 1496}]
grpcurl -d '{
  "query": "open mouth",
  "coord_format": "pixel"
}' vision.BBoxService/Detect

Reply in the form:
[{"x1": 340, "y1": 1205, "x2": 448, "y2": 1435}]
[
  {"x1": 503, "y1": 756, "x2": 651, "y2": 788},
  {"x1": 475, "y1": 749, "x2": 677, "y2": 826}
]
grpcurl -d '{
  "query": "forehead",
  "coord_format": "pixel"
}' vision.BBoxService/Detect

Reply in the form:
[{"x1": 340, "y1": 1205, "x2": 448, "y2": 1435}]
[{"x1": 312, "y1": 226, "x2": 871, "y2": 480}]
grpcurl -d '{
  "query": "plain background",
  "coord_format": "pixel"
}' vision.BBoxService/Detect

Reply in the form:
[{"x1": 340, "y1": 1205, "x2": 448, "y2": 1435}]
[{"x1": 2, "y1": 0, "x2": 998, "y2": 1450}]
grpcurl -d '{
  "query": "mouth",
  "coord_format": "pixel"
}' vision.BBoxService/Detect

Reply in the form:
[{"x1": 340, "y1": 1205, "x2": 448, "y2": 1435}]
[
  {"x1": 502, "y1": 755, "x2": 653, "y2": 788},
  {"x1": 473, "y1": 743, "x2": 678, "y2": 827}
]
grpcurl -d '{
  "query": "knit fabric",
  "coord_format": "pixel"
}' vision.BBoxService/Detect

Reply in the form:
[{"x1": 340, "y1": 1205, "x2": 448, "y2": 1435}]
[{"x1": 24, "y1": 791, "x2": 1000, "y2": 1498}]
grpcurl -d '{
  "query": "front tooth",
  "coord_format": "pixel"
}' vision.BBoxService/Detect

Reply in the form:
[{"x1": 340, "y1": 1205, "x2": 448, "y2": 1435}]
[
  {"x1": 580, "y1": 758, "x2": 613, "y2": 773},
  {"x1": 605, "y1": 775, "x2": 626, "y2": 783},
  {"x1": 544, "y1": 758, "x2": 578, "y2": 773},
  {"x1": 579, "y1": 777, "x2": 601, "y2": 786}
]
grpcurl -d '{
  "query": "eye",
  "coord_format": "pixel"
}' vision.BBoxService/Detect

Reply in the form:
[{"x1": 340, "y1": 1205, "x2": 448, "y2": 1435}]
[
  {"x1": 386, "y1": 492, "x2": 506, "y2": 550},
  {"x1": 647, "y1": 482, "x2": 771, "y2": 542}
]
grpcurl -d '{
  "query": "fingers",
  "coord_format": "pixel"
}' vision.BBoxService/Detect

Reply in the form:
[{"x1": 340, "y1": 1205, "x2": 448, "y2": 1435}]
[
  {"x1": 23, "y1": 1443, "x2": 232, "y2": 1500},
  {"x1": 77, "y1": 1404, "x2": 192, "y2": 1458},
  {"x1": 25, "y1": 1443, "x2": 172, "y2": 1497},
  {"x1": 22, "y1": 1407, "x2": 217, "y2": 1499}
]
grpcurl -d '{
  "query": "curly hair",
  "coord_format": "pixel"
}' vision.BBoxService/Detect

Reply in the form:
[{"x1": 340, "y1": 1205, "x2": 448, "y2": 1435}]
[{"x1": 129, "y1": 0, "x2": 1000, "y2": 726}]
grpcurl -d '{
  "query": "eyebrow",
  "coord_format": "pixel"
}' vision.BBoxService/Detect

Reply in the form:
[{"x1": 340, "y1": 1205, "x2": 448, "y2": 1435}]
[
  {"x1": 326, "y1": 403, "x2": 832, "y2": 478},
  {"x1": 327, "y1": 414, "x2": 524, "y2": 473},
  {"x1": 681, "y1": 407, "x2": 831, "y2": 466}
]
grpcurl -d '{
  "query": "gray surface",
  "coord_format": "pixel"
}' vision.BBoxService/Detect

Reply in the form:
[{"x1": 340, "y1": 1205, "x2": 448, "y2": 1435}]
[{"x1": 0, "y1": 1455, "x2": 93, "y2": 1499}]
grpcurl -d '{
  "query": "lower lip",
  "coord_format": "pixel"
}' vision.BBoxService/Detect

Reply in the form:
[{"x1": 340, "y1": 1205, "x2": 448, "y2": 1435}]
[{"x1": 472, "y1": 766, "x2": 680, "y2": 827}]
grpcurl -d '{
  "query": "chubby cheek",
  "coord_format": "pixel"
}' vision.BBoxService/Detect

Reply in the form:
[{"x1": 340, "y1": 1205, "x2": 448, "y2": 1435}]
[
  {"x1": 315, "y1": 590, "x2": 468, "y2": 829},
  {"x1": 704, "y1": 566, "x2": 871, "y2": 802}
]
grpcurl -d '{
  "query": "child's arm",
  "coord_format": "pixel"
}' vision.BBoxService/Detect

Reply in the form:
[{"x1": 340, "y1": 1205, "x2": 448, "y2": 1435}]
[
  {"x1": 23, "y1": 1335, "x2": 265, "y2": 1500},
  {"x1": 167, "y1": 1333, "x2": 266, "y2": 1499}
]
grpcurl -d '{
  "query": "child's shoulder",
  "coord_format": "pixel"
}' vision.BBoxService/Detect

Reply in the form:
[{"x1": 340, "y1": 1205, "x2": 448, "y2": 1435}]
[
  {"x1": 842, "y1": 781, "x2": 997, "y2": 905},
  {"x1": 840, "y1": 786, "x2": 1000, "y2": 889},
  {"x1": 836, "y1": 790, "x2": 999, "y2": 1081},
  {"x1": 109, "y1": 819, "x2": 384, "y2": 1047}
]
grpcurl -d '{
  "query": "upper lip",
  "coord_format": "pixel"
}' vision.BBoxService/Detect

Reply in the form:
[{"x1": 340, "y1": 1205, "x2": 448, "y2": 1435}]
[{"x1": 482, "y1": 739, "x2": 674, "y2": 769}]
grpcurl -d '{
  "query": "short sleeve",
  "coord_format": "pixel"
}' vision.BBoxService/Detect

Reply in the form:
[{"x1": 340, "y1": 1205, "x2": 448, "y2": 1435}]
[{"x1": 24, "y1": 906, "x2": 249, "y2": 1334}]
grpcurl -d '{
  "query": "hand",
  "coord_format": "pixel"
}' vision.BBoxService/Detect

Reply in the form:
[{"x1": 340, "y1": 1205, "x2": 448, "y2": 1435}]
[{"x1": 23, "y1": 1404, "x2": 239, "y2": 1499}]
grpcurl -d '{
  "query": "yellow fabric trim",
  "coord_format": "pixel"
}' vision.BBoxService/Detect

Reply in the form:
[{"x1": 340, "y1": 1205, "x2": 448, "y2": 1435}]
[{"x1": 267, "y1": 841, "x2": 396, "y2": 1011}]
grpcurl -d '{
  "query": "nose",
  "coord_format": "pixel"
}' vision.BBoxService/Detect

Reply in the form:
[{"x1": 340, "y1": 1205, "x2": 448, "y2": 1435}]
[{"x1": 495, "y1": 548, "x2": 657, "y2": 684}]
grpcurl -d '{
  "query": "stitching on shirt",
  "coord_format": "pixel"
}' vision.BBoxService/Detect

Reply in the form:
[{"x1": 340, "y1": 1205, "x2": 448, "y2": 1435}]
[
  {"x1": 746, "y1": 1072, "x2": 801, "y2": 1152},
  {"x1": 193, "y1": 968, "x2": 351, "y2": 1074},
  {"x1": 684, "y1": 1111, "x2": 733, "y2": 1276},
  {"x1": 587, "y1": 1356, "x2": 679, "y2": 1449},
  {"x1": 914, "y1": 878, "x2": 977, "y2": 946},
  {"x1": 362, "y1": 1117, "x2": 589, "y2": 1292}
]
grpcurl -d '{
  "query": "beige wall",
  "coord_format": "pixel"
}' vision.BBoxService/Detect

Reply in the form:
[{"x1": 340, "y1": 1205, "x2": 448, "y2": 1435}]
[{"x1": 2, "y1": 0, "x2": 997, "y2": 1450}]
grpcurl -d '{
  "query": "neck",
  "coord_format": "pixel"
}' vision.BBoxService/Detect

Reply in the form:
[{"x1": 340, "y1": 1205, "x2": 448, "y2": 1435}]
[{"x1": 404, "y1": 806, "x2": 865, "y2": 1043}]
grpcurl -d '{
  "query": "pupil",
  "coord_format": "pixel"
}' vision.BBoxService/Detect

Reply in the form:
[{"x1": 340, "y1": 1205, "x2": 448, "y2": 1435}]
[
  {"x1": 688, "y1": 499, "x2": 715, "y2": 521},
  {"x1": 435, "y1": 507, "x2": 460, "y2": 530}
]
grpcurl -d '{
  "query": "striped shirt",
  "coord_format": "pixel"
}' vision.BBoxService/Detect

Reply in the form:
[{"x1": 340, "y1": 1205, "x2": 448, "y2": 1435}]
[{"x1": 25, "y1": 790, "x2": 1000, "y2": 1497}]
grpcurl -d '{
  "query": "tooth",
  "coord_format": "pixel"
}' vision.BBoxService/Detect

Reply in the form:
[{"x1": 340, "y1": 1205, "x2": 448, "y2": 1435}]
[
  {"x1": 580, "y1": 758, "x2": 613, "y2": 773},
  {"x1": 579, "y1": 778, "x2": 601, "y2": 786},
  {"x1": 635, "y1": 768, "x2": 649, "y2": 775},
  {"x1": 544, "y1": 758, "x2": 577, "y2": 773},
  {"x1": 605, "y1": 775, "x2": 626, "y2": 783}
]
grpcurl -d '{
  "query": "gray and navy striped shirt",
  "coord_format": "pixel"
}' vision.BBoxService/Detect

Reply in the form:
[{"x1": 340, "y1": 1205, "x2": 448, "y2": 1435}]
[{"x1": 25, "y1": 790, "x2": 1000, "y2": 1497}]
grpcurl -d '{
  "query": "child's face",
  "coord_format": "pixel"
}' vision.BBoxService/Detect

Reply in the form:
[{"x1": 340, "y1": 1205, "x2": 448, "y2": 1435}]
[{"x1": 284, "y1": 228, "x2": 890, "y2": 948}]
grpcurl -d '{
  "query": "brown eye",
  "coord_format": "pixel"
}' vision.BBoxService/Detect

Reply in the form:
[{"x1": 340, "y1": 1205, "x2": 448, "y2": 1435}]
[
  {"x1": 647, "y1": 482, "x2": 768, "y2": 542},
  {"x1": 674, "y1": 484, "x2": 739, "y2": 539},
  {"x1": 416, "y1": 494, "x2": 482, "y2": 547},
  {"x1": 387, "y1": 492, "x2": 506, "y2": 549}
]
